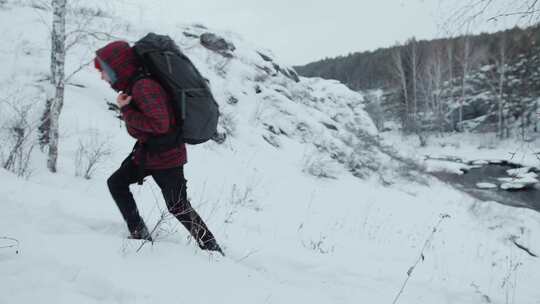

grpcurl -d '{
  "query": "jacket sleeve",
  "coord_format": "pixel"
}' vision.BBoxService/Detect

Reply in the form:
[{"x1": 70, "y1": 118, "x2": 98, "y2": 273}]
[
  {"x1": 125, "y1": 123, "x2": 145, "y2": 140},
  {"x1": 121, "y1": 79, "x2": 170, "y2": 135}
]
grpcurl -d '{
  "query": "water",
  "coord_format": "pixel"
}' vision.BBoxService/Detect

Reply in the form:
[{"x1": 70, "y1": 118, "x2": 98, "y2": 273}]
[{"x1": 431, "y1": 161, "x2": 540, "y2": 212}]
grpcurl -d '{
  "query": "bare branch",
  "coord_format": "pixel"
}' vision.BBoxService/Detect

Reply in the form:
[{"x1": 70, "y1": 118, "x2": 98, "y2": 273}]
[
  {"x1": 446, "y1": 0, "x2": 540, "y2": 30},
  {"x1": 65, "y1": 58, "x2": 94, "y2": 82},
  {"x1": 0, "y1": 236, "x2": 20, "y2": 253},
  {"x1": 392, "y1": 214, "x2": 451, "y2": 304}
]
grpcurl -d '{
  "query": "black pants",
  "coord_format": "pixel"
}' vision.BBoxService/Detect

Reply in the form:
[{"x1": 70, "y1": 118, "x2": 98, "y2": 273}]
[{"x1": 107, "y1": 158, "x2": 216, "y2": 246}]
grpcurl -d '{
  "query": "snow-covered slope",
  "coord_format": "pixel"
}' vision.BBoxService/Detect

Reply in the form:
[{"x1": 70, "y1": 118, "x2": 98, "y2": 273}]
[{"x1": 1, "y1": 2, "x2": 540, "y2": 303}]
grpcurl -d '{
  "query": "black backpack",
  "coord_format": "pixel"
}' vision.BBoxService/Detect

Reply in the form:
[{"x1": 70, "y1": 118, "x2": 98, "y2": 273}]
[{"x1": 132, "y1": 33, "x2": 219, "y2": 148}]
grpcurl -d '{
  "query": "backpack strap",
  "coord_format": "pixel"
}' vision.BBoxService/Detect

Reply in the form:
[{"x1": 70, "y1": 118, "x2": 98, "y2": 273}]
[
  {"x1": 126, "y1": 72, "x2": 150, "y2": 185},
  {"x1": 125, "y1": 72, "x2": 150, "y2": 96}
]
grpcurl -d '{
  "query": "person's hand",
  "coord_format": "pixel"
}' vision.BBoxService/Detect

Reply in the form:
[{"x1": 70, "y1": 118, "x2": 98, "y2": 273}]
[{"x1": 117, "y1": 93, "x2": 132, "y2": 108}]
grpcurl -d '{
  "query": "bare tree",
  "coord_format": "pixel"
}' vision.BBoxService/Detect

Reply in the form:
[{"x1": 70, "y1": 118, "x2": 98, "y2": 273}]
[
  {"x1": 1, "y1": 95, "x2": 38, "y2": 178},
  {"x1": 496, "y1": 33, "x2": 508, "y2": 139},
  {"x1": 39, "y1": 1, "x2": 119, "y2": 172},
  {"x1": 409, "y1": 38, "x2": 419, "y2": 124},
  {"x1": 44, "y1": 0, "x2": 67, "y2": 173},
  {"x1": 407, "y1": 38, "x2": 429, "y2": 146},
  {"x1": 446, "y1": 41, "x2": 455, "y2": 119},
  {"x1": 364, "y1": 92, "x2": 385, "y2": 131},
  {"x1": 457, "y1": 35, "x2": 472, "y2": 132},
  {"x1": 422, "y1": 43, "x2": 446, "y2": 136},
  {"x1": 74, "y1": 130, "x2": 112, "y2": 179},
  {"x1": 390, "y1": 46, "x2": 410, "y2": 128},
  {"x1": 447, "y1": 0, "x2": 540, "y2": 29},
  {"x1": 483, "y1": 33, "x2": 510, "y2": 139},
  {"x1": 389, "y1": 39, "x2": 428, "y2": 144},
  {"x1": 534, "y1": 99, "x2": 539, "y2": 133}
]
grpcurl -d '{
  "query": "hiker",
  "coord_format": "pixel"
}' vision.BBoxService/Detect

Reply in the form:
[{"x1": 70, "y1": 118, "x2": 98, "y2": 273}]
[{"x1": 95, "y1": 40, "x2": 223, "y2": 255}]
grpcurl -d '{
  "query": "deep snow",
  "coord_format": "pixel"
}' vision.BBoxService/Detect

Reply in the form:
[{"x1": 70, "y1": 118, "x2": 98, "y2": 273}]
[{"x1": 1, "y1": 2, "x2": 540, "y2": 303}]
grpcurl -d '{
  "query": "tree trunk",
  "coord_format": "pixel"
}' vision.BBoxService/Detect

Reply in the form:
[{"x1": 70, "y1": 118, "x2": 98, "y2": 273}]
[
  {"x1": 47, "y1": 0, "x2": 67, "y2": 173},
  {"x1": 497, "y1": 34, "x2": 506, "y2": 139},
  {"x1": 459, "y1": 37, "x2": 470, "y2": 132},
  {"x1": 38, "y1": 97, "x2": 52, "y2": 150},
  {"x1": 521, "y1": 113, "x2": 526, "y2": 140},
  {"x1": 534, "y1": 100, "x2": 539, "y2": 133},
  {"x1": 446, "y1": 43, "x2": 454, "y2": 135},
  {"x1": 391, "y1": 47, "x2": 409, "y2": 130},
  {"x1": 411, "y1": 40, "x2": 418, "y2": 124}
]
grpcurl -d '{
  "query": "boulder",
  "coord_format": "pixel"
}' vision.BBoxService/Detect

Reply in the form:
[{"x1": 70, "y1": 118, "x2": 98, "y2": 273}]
[
  {"x1": 257, "y1": 52, "x2": 273, "y2": 62},
  {"x1": 200, "y1": 33, "x2": 236, "y2": 57}
]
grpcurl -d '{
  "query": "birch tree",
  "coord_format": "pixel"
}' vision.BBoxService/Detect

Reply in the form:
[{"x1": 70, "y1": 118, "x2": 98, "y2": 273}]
[
  {"x1": 409, "y1": 38, "x2": 419, "y2": 124},
  {"x1": 534, "y1": 99, "x2": 539, "y2": 133},
  {"x1": 412, "y1": 40, "x2": 425, "y2": 142},
  {"x1": 457, "y1": 36, "x2": 472, "y2": 132},
  {"x1": 390, "y1": 46, "x2": 410, "y2": 129},
  {"x1": 446, "y1": 41, "x2": 455, "y2": 111},
  {"x1": 406, "y1": 38, "x2": 429, "y2": 145},
  {"x1": 46, "y1": 0, "x2": 67, "y2": 173},
  {"x1": 487, "y1": 33, "x2": 509, "y2": 139},
  {"x1": 496, "y1": 34, "x2": 507, "y2": 139},
  {"x1": 38, "y1": 1, "x2": 118, "y2": 172},
  {"x1": 423, "y1": 44, "x2": 446, "y2": 135}
]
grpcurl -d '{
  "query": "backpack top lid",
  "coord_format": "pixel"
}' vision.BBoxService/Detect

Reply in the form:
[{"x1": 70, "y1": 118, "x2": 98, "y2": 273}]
[
  {"x1": 134, "y1": 33, "x2": 183, "y2": 58},
  {"x1": 133, "y1": 33, "x2": 209, "y2": 94}
]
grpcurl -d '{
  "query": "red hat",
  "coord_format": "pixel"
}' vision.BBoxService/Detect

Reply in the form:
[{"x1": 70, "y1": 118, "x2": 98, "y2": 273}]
[{"x1": 95, "y1": 41, "x2": 140, "y2": 92}]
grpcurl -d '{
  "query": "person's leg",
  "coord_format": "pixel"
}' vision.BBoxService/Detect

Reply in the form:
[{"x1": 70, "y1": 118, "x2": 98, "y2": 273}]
[
  {"x1": 152, "y1": 166, "x2": 223, "y2": 254},
  {"x1": 107, "y1": 158, "x2": 151, "y2": 240}
]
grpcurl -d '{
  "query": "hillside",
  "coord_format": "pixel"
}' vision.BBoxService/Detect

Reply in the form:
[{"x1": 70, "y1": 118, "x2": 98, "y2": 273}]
[
  {"x1": 1, "y1": 1, "x2": 540, "y2": 303},
  {"x1": 296, "y1": 25, "x2": 540, "y2": 137},
  {"x1": 295, "y1": 26, "x2": 540, "y2": 91}
]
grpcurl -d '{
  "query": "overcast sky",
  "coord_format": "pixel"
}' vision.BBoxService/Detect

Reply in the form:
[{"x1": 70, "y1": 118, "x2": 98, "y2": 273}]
[{"x1": 117, "y1": 0, "x2": 519, "y2": 66}]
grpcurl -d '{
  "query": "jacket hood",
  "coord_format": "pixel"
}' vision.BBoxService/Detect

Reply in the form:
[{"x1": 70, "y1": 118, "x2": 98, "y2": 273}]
[{"x1": 95, "y1": 41, "x2": 140, "y2": 93}]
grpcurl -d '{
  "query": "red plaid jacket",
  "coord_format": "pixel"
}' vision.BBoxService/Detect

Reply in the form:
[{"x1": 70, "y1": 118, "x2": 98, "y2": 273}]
[{"x1": 96, "y1": 41, "x2": 186, "y2": 169}]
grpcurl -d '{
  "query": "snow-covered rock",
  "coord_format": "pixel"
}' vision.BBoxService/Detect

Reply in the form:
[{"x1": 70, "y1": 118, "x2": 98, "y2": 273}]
[
  {"x1": 471, "y1": 160, "x2": 490, "y2": 165},
  {"x1": 507, "y1": 167, "x2": 537, "y2": 178},
  {"x1": 500, "y1": 181, "x2": 530, "y2": 190},
  {"x1": 1, "y1": 2, "x2": 540, "y2": 304},
  {"x1": 476, "y1": 182, "x2": 498, "y2": 189},
  {"x1": 499, "y1": 172, "x2": 539, "y2": 190},
  {"x1": 424, "y1": 159, "x2": 471, "y2": 175},
  {"x1": 200, "y1": 32, "x2": 236, "y2": 57}
]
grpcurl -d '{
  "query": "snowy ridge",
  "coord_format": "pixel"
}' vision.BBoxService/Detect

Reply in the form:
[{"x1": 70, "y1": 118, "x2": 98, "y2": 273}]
[
  {"x1": 1, "y1": 2, "x2": 540, "y2": 303},
  {"x1": 174, "y1": 23, "x2": 384, "y2": 179}
]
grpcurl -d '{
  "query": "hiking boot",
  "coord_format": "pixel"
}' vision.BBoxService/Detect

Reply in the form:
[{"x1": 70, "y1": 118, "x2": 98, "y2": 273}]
[
  {"x1": 199, "y1": 238, "x2": 225, "y2": 256},
  {"x1": 128, "y1": 225, "x2": 153, "y2": 241}
]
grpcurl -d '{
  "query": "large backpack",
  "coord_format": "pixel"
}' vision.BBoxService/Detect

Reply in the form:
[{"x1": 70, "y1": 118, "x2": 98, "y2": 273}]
[{"x1": 132, "y1": 33, "x2": 219, "y2": 147}]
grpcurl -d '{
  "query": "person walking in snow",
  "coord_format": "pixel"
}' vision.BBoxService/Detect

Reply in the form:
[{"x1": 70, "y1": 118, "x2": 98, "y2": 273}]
[{"x1": 94, "y1": 41, "x2": 223, "y2": 255}]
